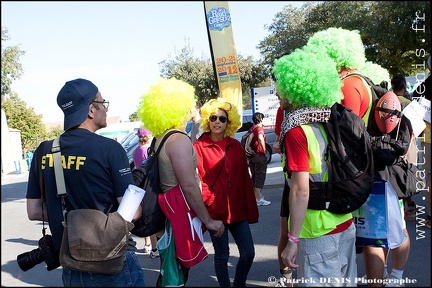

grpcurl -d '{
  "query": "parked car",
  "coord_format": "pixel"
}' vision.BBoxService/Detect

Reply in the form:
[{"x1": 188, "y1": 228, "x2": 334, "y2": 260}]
[
  {"x1": 123, "y1": 110, "x2": 276, "y2": 168},
  {"x1": 122, "y1": 131, "x2": 141, "y2": 169},
  {"x1": 234, "y1": 109, "x2": 276, "y2": 164}
]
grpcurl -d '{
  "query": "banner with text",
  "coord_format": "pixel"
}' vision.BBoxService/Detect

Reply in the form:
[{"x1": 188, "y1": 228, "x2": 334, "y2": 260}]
[{"x1": 204, "y1": 1, "x2": 243, "y2": 116}]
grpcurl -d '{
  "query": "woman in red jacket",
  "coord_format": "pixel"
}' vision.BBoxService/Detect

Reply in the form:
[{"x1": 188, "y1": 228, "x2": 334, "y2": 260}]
[{"x1": 193, "y1": 98, "x2": 259, "y2": 287}]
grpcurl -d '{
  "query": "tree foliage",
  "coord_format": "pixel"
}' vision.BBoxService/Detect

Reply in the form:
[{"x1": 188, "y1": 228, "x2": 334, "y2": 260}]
[
  {"x1": 129, "y1": 111, "x2": 140, "y2": 122},
  {"x1": 1, "y1": 27, "x2": 25, "y2": 100},
  {"x1": 258, "y1": 2, "x2": 316, "y2": 67},
  {"x1": 46, "y1": 125, "x2": 63, "y2": 140},
  {"x1": 2, "y1": 93, "x2": 46, "y2": 152},
  {"x1": 158, "y1": 39, "x2": 270, "y2": 109},
  {"x1": 258, "y1": 1, "x2": 431, "y2": 76}
]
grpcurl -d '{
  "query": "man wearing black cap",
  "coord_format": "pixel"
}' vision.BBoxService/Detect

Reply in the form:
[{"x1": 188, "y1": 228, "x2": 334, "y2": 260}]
[{"x1": 25, "y1": 78, "x2": 146, "y2": 286}]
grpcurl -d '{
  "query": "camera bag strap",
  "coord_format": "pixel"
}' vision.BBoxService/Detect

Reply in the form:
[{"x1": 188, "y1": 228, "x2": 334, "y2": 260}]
[
  {"x1": 51, "y1": 137, "x2": 69, "y2": 224},
  {"x1": 38, "y1": 140, "x2": 49, "y2": 237}
]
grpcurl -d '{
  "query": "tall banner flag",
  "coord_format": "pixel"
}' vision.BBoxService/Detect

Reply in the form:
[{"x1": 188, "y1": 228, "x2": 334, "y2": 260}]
[{"x1": 204, "y1": 1, "x2": 243, "y2": 116}]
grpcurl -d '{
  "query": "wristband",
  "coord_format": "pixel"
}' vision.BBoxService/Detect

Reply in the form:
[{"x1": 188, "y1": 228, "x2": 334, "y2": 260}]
[{"x1": 287, "y1": 233, "x2": 300, "y2": 243}]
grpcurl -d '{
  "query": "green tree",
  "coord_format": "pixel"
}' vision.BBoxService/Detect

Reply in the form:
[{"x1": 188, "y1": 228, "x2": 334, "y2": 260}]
[
  {"x1": 46, "y1": 125, "x2": 63, "y2": 140},
  {"x1": 129, "y1": 111, "x2": 140, "y2": 122},
  {"x1": 361, "y1": 1, "x2": 431, "y2": 75},
  {"x1": 257, "y1": 2, "x2": 317, "y2": 68},
  {"x1": 258, "y1": 1, "x2": 431, "y2": 76},
  {"x1": 1, "y1": 27, "x2": 25, "y2": 100},
  {"x1": 159, "y1": 42, "x2": 218, "y2": 103},
  {"x1": 2, "y1": 93, "x2": 46, "y2": 152},
  {"x1": 158, "y1": 40, "x2": 269, "y2": 110}
]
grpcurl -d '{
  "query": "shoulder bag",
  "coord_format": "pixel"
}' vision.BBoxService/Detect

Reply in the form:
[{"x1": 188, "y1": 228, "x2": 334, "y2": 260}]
[{"x1": 52, "y1": 137, "x2": 134, "y2": 274}]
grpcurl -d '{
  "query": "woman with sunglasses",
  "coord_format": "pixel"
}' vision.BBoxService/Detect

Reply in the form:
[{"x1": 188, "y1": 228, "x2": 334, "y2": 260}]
[
  {"x1": 193, "y1": 98, "x2": 259, "y2": 287},
  {"x1": 138, "y1": 78, "x2": 225, "y2": 286}
]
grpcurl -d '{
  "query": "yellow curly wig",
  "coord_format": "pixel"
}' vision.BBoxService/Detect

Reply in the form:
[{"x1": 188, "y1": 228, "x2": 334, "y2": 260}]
[
  {"x1": 200, "y1": 97, "x2": 241, "y2": 138},
  {"x1": 138, "y1": 77, "x2": 196, "y2": 137}
]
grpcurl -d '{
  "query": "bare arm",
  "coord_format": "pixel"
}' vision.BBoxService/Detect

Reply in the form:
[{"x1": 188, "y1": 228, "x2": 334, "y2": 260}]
[
  {"x1": 27, "y1": 198, "x2": 48, "y2": 221},
  {"x1": 281, "y1": 171, "x2": 309, "y2": 270},
  {"x1": 273, "y1": 135, "x2": 281, "y2": 154},
  {"x1": 258, "y1": 133, "x2": 266, "y2": 151},
  {"x1": 165, "y1": 133, "x2": 224, "y2": 236}
]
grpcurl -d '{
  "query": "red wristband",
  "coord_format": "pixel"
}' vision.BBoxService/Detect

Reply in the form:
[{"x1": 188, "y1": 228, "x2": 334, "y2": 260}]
[{"x1": 287, "y1": 233, "x2": 300, "y2": 243}]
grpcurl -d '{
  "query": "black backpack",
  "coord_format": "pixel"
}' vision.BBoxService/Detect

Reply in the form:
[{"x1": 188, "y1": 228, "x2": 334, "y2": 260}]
[
  {"x1": 241, "y1": 127, "x2": 257, "y2": 158},
  {"x1": 130, "y1": 130, "x2": 185, "y2": 237},
  {"x1": 367, "y1": 100, "x2": 423, "y2": 199},
  {"x1": 308, "y1": 102, "x2": 375, "y2": 214}
]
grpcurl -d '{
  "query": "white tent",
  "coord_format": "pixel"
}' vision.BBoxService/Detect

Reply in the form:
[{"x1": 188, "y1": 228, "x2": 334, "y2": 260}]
[{"x1": 1, "y1": 109, "x2": 23, "y2": 175}]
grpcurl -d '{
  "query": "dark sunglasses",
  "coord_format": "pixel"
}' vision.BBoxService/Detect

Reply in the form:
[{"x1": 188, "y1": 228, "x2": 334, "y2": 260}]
[{"x1": 209, "y1": 115, "x2": 228, "y2": 123}]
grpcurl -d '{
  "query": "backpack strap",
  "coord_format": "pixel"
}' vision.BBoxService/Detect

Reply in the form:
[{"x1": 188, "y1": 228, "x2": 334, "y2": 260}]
[
  {"x1": 152, "y1": 130, "x2": 187, "y2": 156},
  {"x1": 374, "y1": 106, "x2": 403, "y2": 118},
  {"x1": 341, "y1": 72, "x2": 376, "y2": 125},
  {"x1": 250, "y1": 126, "x2": 259, "y2": 148}
]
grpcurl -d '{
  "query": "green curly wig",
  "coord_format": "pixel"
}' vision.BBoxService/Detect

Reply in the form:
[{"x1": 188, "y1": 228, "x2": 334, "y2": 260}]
[
  {"x1": 305, "y1": 27, "x2": 366, "y2": 72},
  {"x1": 138, "y1": 77, "x2": 196, "y2": 137},
  {"x1": 272, "y1": 48, "x2": 343, "y2": 108},
  {"x1": 360, "y1": 61, "x2": 390, "y2": 85},
  {"x1": 200, "y1": 97, "x2": 241, "y2": 138}
]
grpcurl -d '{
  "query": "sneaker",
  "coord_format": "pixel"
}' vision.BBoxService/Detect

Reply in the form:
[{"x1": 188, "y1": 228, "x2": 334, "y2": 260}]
[
  {"x1": 385, "y1": 274, "x2": 405, "y2": 287},
  {"x1": 150, "y1": 249, "x2": 160, "y2": 258},
  {"x1": 275, "y1": 276, "x2": 287, "y2": 287},
  {"x1": 275, "y1": 270, "x2": 293, "y2": 287},
  {"x1": 358, "y1": 271, "x2": 388, "y2": 286},
  {"x1": 143, "y1": 244, "x2": 151, "y2": 254},
  {"x1": 135, "y1": 244, "x2": 151, "y2": 255},
  {"x1": 257, "y1": 197, "x2": 271, "y2": 206}
]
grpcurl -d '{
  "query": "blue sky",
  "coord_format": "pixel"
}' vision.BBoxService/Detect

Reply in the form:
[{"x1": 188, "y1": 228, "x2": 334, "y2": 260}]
[{"x1": 1, "y1": 1, "x2": 304, "y2": 123}]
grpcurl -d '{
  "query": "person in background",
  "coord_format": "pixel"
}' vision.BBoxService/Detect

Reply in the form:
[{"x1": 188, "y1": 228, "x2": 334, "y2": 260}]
[
  {"x1": 249, "y1": 112, "x2": 270, "y2": 206},
  {"x1": 412, "y1": 55, "x2": 431, "y2": 229},
  {"x1": 391, "y1": 74, "x2": 417, "y2": 221},
  {"x1": 26, "y1": 150, "x2": 34, "y2": 170},
  {"x1": 306, "y1": 27, "x2": 407, "y2": 286},
  {"x1": 132, "y1": 127, "x2": 159, "y2": 259},
  {"x1": 26, "y1": 78, "x2": 145, "y2": 286},
  {"x1": 190, "y1": 101, "x2": 202, "y2": 143},
  {"x1": 132, "y1": 127, "x2": 152, "y2": 169},
  {"x1": 138, "y1": 77, "x2": 225, "y2": 286},
  {"x1": 273, "y1": 48, "x2": 358, "y2": 287},
  {"x1": 193, "y1": 97, "x2": 259, "y2": 287}
]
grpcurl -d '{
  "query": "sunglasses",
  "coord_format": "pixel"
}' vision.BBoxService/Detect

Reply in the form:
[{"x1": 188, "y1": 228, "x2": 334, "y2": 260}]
[{"x1": 209, "y1": 115, "x2": 228, "y2": 123}]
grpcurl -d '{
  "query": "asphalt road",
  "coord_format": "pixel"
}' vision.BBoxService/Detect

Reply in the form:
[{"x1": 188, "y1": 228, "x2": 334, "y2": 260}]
[{"x1": 1, "y1": 154, "x2": 430, "y2": 287}]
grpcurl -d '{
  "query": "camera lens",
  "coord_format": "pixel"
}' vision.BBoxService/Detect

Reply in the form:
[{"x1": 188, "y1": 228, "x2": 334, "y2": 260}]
[
  {"x1": 16, "y1": 235, "x2": 60, "y2": 272},
  {"x1": 16, "y1": 249, "x2": 42, "y2": 272}
]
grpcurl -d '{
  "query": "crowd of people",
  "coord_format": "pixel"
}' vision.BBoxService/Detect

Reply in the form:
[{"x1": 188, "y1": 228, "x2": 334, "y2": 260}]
[{"x1": 24, "y1": 26, "x2": 430, "y2": 287}]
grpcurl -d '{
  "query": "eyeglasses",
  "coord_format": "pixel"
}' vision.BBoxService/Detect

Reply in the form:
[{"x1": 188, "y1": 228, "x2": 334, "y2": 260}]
[
  {"x1": 92, "y1": 100, "x2": 109, "y2": 109},
  {"x1": 209, "y1": 115, "x2": 228, "y2": 123},
  {"x1": 209, "y1": 99, "x2": 232, "y2": 112}
]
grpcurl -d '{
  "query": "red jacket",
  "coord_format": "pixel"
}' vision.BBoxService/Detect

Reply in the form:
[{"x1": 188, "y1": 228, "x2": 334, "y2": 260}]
[{"x1": 193, "y1": 133, "x2": 259, "y2": 224}]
